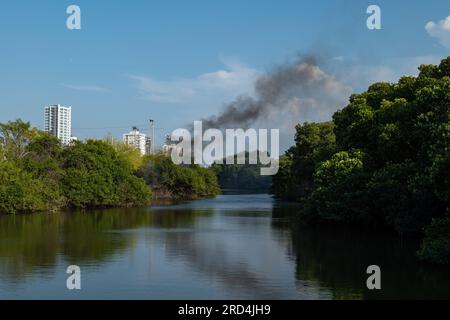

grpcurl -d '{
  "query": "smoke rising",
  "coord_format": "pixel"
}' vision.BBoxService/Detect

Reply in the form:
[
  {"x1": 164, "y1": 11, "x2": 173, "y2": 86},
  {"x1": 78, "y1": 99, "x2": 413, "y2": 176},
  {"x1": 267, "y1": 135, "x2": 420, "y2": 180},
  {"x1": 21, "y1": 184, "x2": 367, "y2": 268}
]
[{"x1": 201, "y1": 56, "x2": 352, "y2": 130}]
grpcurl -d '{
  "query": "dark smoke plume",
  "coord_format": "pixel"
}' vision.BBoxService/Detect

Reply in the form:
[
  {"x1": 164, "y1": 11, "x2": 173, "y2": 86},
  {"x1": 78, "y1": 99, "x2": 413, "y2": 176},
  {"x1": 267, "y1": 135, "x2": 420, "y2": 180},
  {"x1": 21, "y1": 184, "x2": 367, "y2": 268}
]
[{"x1": 201, "y1": 56, "x2": 351, "y2": 130}]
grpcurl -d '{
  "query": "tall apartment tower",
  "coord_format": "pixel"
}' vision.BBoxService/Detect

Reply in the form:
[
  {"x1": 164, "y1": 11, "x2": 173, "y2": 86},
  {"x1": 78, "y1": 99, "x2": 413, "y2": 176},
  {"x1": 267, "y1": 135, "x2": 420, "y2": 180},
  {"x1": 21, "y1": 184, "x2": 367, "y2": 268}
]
[
  {"x1": 44, "y1": 104, "x2": 72, "y2": 145},
  {"x1": 123, "y1": 127, "x2": 147, "y2": 156}
]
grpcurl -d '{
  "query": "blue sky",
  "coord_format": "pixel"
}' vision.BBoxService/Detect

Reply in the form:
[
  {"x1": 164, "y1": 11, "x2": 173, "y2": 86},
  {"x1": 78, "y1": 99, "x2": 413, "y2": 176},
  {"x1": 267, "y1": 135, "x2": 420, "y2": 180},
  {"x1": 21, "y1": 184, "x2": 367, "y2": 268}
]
[{"x1": 0, "y1": 0, "x2": 449, "y2": 147}]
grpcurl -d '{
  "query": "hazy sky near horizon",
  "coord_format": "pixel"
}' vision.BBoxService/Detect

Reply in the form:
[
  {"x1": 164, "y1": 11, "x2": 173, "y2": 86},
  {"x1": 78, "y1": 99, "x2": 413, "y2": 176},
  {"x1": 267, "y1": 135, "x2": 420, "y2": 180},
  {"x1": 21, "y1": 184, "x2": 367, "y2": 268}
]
[{"x1": 0, "y1": 0, "x2": 449, "y2": 149}]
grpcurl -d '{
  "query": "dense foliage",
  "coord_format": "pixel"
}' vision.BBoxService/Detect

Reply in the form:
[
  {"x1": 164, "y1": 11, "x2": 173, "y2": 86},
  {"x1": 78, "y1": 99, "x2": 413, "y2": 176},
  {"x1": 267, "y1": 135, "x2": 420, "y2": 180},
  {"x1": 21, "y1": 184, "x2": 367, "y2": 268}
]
[
  {"x1": 211, "y1": 152, "x2": 272, "y2": 193},
  {"x1": 418, "y1": 213, "x2": 450, "y2": 265},
  {"x1": 272, "y1": 57, "x2": 450, "y2": 264},
  {"x1": 0, "y1": 121, "x2": 152, "y2": 213},
  {"x1": 0, "y1": 120, "x2": 222, "y2": 214},
  {"x1": 61, "y1": 140, "x2": 152, "y2": 208},
  {"x1": 272, "y1": 122, "x2": 335, "y2": 200},
  {"x1": 137, "y1": 154, "x2": 221, "y2": 200}
]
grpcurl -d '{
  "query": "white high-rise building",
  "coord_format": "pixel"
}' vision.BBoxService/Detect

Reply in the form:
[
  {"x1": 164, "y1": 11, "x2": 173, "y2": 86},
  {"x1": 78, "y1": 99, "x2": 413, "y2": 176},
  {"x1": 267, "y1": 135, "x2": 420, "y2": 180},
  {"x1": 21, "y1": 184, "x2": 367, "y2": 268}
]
[
  {"x1": 44, "y1": 104, "x2": 72, "y2": 145},
  {"x1": 123, "y1": 127, "x2": 147, "y2": 156}
]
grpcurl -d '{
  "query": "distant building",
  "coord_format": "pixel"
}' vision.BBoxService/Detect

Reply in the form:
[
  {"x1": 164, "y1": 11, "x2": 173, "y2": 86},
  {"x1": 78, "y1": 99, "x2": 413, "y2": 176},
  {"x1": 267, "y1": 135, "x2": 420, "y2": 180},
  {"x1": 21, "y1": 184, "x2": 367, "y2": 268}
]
[
  {"x1": 69, "y1": 136, "x2": 78, "y2": 145},
  {"x1": 162, "y1": 134, "x2": 178, "y2": 155},
  {"x1": 44, "y1": 104, "x2": 72, "y2": 145},
  {"x1": 123, "y1": 127, "x2": 147, "y2": 156},
  {"x1": 145, "y1": 136, "x2": 153, "y2": 155}
]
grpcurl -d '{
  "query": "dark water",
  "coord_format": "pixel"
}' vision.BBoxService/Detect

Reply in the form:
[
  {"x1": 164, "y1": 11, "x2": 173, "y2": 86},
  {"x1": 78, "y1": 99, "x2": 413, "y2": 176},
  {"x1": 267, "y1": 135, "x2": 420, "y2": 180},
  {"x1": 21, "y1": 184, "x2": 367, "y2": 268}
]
[{"x1": 0, "y1": 194, "x2": 449, "y2": 300}]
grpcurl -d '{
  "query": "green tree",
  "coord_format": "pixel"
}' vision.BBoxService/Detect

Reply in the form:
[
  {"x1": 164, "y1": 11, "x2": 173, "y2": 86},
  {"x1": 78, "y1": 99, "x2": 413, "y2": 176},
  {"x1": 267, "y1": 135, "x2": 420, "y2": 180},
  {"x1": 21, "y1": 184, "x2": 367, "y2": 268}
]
[
  {"x1": 0, "y1": 161, "x2": 48, "y2": 214},
  {"x1": 271, "y1": 122, "x2": 336, "y2": 200},
  {"x1": 105, "y1": 137, "x2": 143, "y2": 171},
  {"x1": 273, "y1": 56, "x2": 450, "y2": 264},
  {"x1": 0, "y1": 119, "x2": 38, "y2": 160},
  {"x1": 138, "y1": 154, "x2": 220, "y2": 200},
  {"x1": 212, "y1": 152, "x2": 272, "y2": 193},
  {"x1": 62, "y1": 140, "x2": 152, "y2": 208},
  {"x1": 418, "y1": 213, "x2": 450, "y2": 265},
  {"x1": 307, "y1": 150, "x2": 369, "y2": 224}
]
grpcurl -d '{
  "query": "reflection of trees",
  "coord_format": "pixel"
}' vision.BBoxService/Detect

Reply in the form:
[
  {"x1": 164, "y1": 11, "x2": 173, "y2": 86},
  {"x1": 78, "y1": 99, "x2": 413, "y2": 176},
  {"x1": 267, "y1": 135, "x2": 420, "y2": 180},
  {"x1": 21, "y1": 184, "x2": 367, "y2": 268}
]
[
  {"x1": 61, "y1": 209, "x2": 151, "y2": 264},
  {"x1": 0, "y1": 214, "x2": 61, "y2": 281},
  {"x1": 272, "y1": 203, "x2": 450, "y2": 299},
  {"x1": 0, "y1": 207, "x2": 204, "y2": 283},
  {"x1": 150, "y1": 208, "x2": 205, "y2": 229},
  {"x1": 288, "y1": 223, "x2": 368, "y2": 300},
  {"x1": 3, "y1": 198, "x2": 448, "y2": 299}
]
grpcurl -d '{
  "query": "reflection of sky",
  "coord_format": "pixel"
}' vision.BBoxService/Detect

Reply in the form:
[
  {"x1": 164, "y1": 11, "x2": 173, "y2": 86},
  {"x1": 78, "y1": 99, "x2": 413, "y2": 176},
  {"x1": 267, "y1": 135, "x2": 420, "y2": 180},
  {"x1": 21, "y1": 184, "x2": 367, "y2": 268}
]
[
  {"x1": 162, "y1": 214, "x2": 301, "y2": 299},
  {"x1": 0, "y1": 195, "x2": 330, "y2": 299}
]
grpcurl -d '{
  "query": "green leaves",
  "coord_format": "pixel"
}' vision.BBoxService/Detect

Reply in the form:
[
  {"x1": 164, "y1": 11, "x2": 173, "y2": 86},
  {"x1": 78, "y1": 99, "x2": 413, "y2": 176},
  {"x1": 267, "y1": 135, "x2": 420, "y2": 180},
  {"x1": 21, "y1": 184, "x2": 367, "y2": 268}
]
[
  {"x1": 138, "y1": 154, "x2": 220, "y2": 200},
  {"x1": 211, "y1": 152, "x2": 273, "y2": 194},
  {"x1": 0, "y1": 119, "x2": 38, "y2": 160},
  {"x1": 0, "y1": 127, "x2": 153, "y2": 213},
  {"x1": 313, "y1": 150, "x2": 365, "y2": 187},
  {"x1": 418, "y1": 215, "x2": 450, "y2": 265},
  {"x1": 272, "y1": 56, "x2": 450, "y2": 264},
  {"x1": 0, "y1": 161, "x2": 47, "y2": 214},
  {"x1": 61, "y1": 140, "x2": 152, "y2": 208}
]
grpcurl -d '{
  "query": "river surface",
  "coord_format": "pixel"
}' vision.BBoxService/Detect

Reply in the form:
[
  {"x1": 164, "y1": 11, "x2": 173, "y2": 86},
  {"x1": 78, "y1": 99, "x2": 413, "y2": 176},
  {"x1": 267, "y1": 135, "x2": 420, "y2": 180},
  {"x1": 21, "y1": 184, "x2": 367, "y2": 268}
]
[{"x1": 0, "y1": 194, "x2": 449, "y2": 300}]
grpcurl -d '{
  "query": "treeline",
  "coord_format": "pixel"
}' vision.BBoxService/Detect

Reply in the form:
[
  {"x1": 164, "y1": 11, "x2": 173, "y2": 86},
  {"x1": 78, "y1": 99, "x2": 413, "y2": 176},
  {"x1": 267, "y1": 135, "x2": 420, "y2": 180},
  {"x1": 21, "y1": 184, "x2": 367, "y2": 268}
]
[
  {"x1": 272, "y1": 57, "x2": 450, "y2": 265},
  {"x1": 137, "y1": 154, "x2": 221, "y2": 200},
  {"x1": 0, "y1": 120, "x2": 152, "y2": 213},
  {"x1": 0, "y1": 121, "x2": 220, "y2": 214},
  {"x1": 211, "y1": 152, "x2": 272, "y2": 193}
]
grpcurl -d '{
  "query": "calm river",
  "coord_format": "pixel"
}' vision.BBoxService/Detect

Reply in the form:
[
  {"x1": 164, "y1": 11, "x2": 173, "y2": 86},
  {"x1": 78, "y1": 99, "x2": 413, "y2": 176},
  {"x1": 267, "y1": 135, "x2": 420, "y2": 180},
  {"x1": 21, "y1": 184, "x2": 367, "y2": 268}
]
[{"x1": 0, "y1": 194, "x2": 449, "y2": 299}]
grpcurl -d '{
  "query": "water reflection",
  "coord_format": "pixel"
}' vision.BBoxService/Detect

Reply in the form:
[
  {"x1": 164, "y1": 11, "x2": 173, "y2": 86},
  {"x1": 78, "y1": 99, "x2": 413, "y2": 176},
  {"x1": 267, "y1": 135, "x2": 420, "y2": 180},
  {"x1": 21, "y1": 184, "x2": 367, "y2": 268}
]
[
  {"x1": 272, "y1": 205, "x2": 450, "y2": 299},
  {"x1": 0, "y1": 195, "x2": 448, "y2": 299}
]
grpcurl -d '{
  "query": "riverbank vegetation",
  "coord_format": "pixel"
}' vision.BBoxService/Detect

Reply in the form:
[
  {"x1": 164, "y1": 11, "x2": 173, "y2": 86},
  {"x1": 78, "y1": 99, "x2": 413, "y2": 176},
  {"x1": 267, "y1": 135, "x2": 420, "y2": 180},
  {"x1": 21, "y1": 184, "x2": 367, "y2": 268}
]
[
  {"x1": 272, "y1": 57, "x2": 450, "y2": 265},
  {"x1": 137, "y1": 154, "x2": 221, "y2": 200},
  {"x1": 211, "y1": 152, "x2": 272, "y2": 193},
  {"x1": 0, "y1": 121, "x2": 152, "y2": 213},
  {"x1": 0, "y1": 121, "x2": 220, "y2": 214}
]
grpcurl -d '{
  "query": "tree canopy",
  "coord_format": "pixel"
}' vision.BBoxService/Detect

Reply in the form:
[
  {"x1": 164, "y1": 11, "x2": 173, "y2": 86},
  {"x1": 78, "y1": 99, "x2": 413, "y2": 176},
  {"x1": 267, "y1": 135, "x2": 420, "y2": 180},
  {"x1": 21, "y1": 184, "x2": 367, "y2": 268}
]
[
  {"x1": 0, "y1": 124, "x2": 152, "y2": 213},
  {"x1": 211, "y1": 152, "x2": 272, "y2": 194},
  {"x1": 272, "y1": 56, "x2": 450, "y2": 264},
  {"x1": 137, "y1": 154, "x2": 221, "y2": 200}
]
